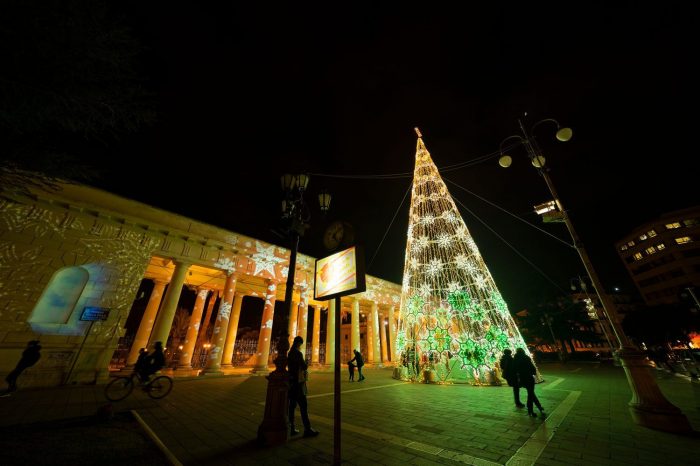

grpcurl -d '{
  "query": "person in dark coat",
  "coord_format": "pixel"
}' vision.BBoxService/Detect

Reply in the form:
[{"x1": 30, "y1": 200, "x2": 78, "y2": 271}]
[
  {"x1": 349, "y1": 349, "x2": 365, "y2": 381},
  {"x1": 287, "y1": 336, "x2": 319, "y2": 438},
  {"x1": 3, "y1": 340, "x2": 41, "y2": 395},
  {"x1": 499, "y1": 349, "x2": 524, "y2": 408},
  {"x1": 138, "y1": 341, "x2": 165, "y2": 383},
  {"x1": 513, "y1": 348, "x2": 544, "y2": 417},
  {"x1": 347, "y1": 360, "x2": 356, "y2": 381}
]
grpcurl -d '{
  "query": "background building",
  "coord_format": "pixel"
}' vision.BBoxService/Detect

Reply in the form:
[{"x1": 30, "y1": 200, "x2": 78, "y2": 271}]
[{"x1": 615, "y1": 206, "x2": 700, "y2": 306}]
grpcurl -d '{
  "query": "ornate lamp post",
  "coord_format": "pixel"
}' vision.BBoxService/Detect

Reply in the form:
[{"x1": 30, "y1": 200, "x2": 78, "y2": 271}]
[
  {"x1": 257, "y1": 173, "x2": 331, "y2": 445},
  {"x1": 498, "y1": 115, "x2": 692, "y2": 433}
]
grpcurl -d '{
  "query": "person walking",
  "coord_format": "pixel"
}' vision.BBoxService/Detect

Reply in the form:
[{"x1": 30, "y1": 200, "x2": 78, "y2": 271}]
[
  {"x1": 513, "y1": 348, "x2": 544, "y2": 417},
  {"x1": 499, "y1": 349, "x2": 524, "y2": 408},
  {"x1": 2, "y1": 340, "x2": 42, "y2": 396},
  {"x1": 287, "y1": 336, "x2": 319, "y2": 438},
  {"x1": 349, "y1": 349, "x2": 365, "y2": 381}
]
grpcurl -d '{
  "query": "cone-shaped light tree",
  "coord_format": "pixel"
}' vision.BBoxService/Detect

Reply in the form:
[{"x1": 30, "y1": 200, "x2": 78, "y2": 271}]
[{"x1": 396, "y1": 131, "x2": 535, "y2": 384}]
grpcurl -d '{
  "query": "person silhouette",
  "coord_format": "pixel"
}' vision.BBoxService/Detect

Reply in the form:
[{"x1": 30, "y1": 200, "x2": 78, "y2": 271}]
[
  {"x1": 137, "y1": 342, "x2": 165, "y2": 383},
  {"x1": 499, "y1": 349, "x2": 524, "y2": 408},
  {"x1": 2, "y1": 340, "x2": 41, "y2": 395},
  {"x1": 349, "y1": 349, "x2": 365, "y2": 381},
  {"x1": 513, "y1": 348, "x2": 544, "y2": 417},
  {"x1": 287, "y1": 336, "x2": 319, "y2": 438}
]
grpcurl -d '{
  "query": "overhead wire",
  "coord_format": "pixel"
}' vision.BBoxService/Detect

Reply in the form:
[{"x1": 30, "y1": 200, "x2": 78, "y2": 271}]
[
  {"x1": 309, "y1": 142, "x2": 521, "y2": 179},
  {"x1": 450, "y1": 195, "x2": 571, "y2": 295},
  {"x1": 367, "y1": 181, "x2": 413, "y2": 272},
  {"x1": 443, "y1": 177, "x2": 574, "y2": 248}
]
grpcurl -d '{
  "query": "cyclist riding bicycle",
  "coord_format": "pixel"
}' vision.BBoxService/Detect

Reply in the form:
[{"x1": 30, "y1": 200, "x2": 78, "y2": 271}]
[{"x1": 137, "y1": 341, "x2": 165, "y2": 383}]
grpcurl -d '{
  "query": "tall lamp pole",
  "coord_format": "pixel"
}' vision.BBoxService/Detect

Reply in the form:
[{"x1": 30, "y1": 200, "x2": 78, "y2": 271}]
[
  {"x1": 499, "y1": 116, "x2": 692, "y2": 433},
  {"x1": 258, "y1": 174, "x2": 331, "y2": 445}
]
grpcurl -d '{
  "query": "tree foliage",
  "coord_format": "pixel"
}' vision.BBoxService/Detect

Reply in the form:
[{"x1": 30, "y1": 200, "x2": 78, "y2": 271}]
[
  {"x1": 622, "y1": 303, "x2": 700, "y2": 347},
  {"x1": 0, "y1": 0, "x2": 154, "y2": 193},
  {"x1": 518, "y1": 297, "x2": 601, "y2": 352}
]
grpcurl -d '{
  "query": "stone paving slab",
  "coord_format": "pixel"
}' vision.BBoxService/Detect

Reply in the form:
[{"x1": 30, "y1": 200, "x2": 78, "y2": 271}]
[{"x1": 0, "y1": 363, "x2": 698, "y2": 465}]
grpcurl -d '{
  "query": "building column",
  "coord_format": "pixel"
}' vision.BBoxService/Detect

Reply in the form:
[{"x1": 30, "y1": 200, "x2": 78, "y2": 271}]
[
  {"x1": 325, "y1": 300, "x2": 336, "y2": 366},
  {"x1": 311, "y1": 304, "x2": 322, "y2": 366},
  {"x1": 287, "y1": 299, "x2": 299, "y2": 347},
  {"x1": 197, "y1": 290, "x2": 219, "y2": 348},
  {"x1": 370, "y1": 302, "x2": 381, "y2": 366},
  {"x1": 379, "y1": 310, "x2": 388, "y2": 363},
  {"x1": 221, "y1": 292, "x2": 245, "y2": 369},
  {"x1": 202, "y1": 273, "x2": 237, "y2": 374},
  {"x1": 297, "y1": 287, "x2": 309, "y2": 356},
  {"x1": 366, "y1": 308, "x2": 375, "y2": 363},
  {"x1": 351, "y1": 298, "x2": 360, "y2": 353},
  {"x1": 177, "y1": 288, "x2": 209, "y2": 370},
  {"x1": 126, "y1": 279, "x2": 167, "y2": 366},
  {"x1": 253, "y1": 281, "x2": 278, "y2": 372},
  {"x1": 388, "y1": 306, "x2": 397, "y2": 361},
  {"x1": 148, "y1": 261, "x2": 190, "y2": 349}
]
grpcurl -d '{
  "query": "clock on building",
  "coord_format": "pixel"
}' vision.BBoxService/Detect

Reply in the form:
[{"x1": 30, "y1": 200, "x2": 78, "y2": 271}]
[{"x1": 323, "y1": 221, "x2": 354, "y2": 251}]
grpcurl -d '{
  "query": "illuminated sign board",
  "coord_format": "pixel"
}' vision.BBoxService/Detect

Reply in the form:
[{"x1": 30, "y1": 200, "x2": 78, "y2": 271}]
[
  {"x1": 314, "y1": 246, "x2": 366, "y2": 300},
  {"x1": 80, "y1": 306, "x2": 110, "y2": 321}
]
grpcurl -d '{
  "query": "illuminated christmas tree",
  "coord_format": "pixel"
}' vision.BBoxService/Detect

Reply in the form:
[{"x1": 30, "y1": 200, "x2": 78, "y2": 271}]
[{"x1": 396, "y1": 130, "x2": 534, "y2": 384}]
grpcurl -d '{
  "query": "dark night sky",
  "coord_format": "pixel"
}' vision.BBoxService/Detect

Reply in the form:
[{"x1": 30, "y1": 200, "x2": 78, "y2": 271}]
[{"x1": 94, "y1": 3, "x2": 696, "y2": 312}]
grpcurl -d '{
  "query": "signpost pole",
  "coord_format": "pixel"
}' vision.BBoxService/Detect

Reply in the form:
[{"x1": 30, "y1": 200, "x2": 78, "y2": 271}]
[
  {"x1": 64, "y1": 320, "x2": 94, "y2": 385},
  {"x1": 333, "y1": 295, "x2": 341, "y2": 465}
]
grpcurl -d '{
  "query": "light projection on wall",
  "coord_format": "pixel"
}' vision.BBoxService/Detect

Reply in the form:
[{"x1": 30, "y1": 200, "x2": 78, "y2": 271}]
[
  {"x1": 395, "y1": 131, "x2": 534, "y2": 384},
  {"x1": 28, "y1": 264, "x2": 108, "y2": 335}
]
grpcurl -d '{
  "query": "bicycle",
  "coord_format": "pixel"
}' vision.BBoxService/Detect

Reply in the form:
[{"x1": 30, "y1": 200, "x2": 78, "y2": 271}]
[{"x1": 105, "y1": 371, "x2": 173, "y2": 401}]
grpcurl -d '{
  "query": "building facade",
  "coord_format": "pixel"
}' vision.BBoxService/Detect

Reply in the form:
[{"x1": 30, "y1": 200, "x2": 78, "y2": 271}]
[
  {"x1": 0, "y1": 183, "x2": 401, "y2": 388},
  {"x1": 615, "y1": 206, "x2": 700, "y2": 306}
]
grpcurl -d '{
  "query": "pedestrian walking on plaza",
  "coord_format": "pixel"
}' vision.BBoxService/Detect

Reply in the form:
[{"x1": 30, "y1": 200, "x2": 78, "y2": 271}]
[
  {"x1": 1, "y1": 340, "x2": 41, "y2": 396},
  {"x1": 500, "y1": 349, "x2": 524, "y2": 408},
  {"x1": 348, "y1": 360, "x2": 356, "y2": 381},
  {"x1": 287, "y1": 336, "x2": 319, "y2": 438},
  {"x1": 349, "y1": 349, "x2": 365, "y2": 381},
  {"x1": 513, "y1": 348, "x2": 544, "y2": 417}
]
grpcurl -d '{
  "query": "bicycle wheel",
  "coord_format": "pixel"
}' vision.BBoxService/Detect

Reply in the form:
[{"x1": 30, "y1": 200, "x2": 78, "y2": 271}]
[
  {"x1": 146, "y1": 376, "x2": 173, "y2": 399},
  {"x1": 105, "y1": 376, "x2": 135, "y2": 401}
]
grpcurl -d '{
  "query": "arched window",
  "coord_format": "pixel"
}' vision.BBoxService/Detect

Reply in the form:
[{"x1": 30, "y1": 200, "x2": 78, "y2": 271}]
[{"x1": 29, "y1": 266, "x2": 89, "y2": 324}]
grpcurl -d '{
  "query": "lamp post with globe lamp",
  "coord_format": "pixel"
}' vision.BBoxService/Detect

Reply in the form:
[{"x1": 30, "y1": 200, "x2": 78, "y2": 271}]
[
  {"x1": 257, "y1": 173, "x2": 331, "y2": 445},
  {"x1": 498, "y1": 115, "x2": 691, "y2": 433}
]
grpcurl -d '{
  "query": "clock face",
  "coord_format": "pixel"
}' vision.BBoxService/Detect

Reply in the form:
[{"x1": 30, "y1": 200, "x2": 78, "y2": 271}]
[{"x1": 323, "y1": 221, "x2": 344, "y2": 251}]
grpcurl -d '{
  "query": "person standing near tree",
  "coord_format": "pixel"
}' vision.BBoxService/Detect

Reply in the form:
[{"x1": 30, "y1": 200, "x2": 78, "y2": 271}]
[
  {"x1": 513, "y1": 348, "x2": 545, "y2": 418},
  {"x1": 1, "y1": 340, "x2": 41, "y2": 396},
  {"x1": 499, "y1": 349, "x2": 524, "y2": 408}
]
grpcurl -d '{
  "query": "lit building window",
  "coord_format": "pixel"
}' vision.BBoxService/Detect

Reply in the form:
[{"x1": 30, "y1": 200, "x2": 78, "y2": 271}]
[
  {"x1": 675, "y1": 237, "x2": 692, "y2": 245},
  {"x1": 627, "y1": 240, "x2": 635, "y2": 247},
  {"x1": 657, "y1": 243, "x2": 666, "y2": 250},
  {"x1": 683, "y1": 218, "x2": 698, "y2": 227},
  {"x1": 633, "y1": 252, "x2": 643, "y2": 260},
  {"x1": 620, "y1": 244, "x2": 628, "y2": 251},
  {"x1": 645, "y1": 246, "x2": 656, "y2": 255},
  {"x1": 639, "y1": 234, "x2": 648, "y2": 241},
  {"x1": 666, "y1": 222, "x2": 681, "y2": 229},
  {"x1": 647, "y1": 230, "x2": 657, "y2": 237}
]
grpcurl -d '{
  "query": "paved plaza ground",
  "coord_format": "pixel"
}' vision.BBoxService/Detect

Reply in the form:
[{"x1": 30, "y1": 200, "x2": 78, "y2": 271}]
[{"x1": 0, "y1": 362, "x2": 698, "y2": 465}]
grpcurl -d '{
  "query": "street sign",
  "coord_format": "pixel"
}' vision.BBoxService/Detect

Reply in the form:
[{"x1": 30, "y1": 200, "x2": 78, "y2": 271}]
[{"x1": 80, "y1": 306, "x2": 110, "y2": 321}]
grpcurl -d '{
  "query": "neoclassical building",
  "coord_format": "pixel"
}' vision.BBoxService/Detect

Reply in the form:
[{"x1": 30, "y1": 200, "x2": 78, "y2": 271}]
[{"x1": 0, "y1": 182, "x2": 401, "y2": 387}]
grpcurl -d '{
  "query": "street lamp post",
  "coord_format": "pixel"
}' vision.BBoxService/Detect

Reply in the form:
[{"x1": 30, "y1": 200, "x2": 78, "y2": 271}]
[
  {"x1": 499, "y1": 116, "x2": 692, "y2": 433},
  {"x1": 257, "y1": 174, "x2": 331, "y2": 445}
]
